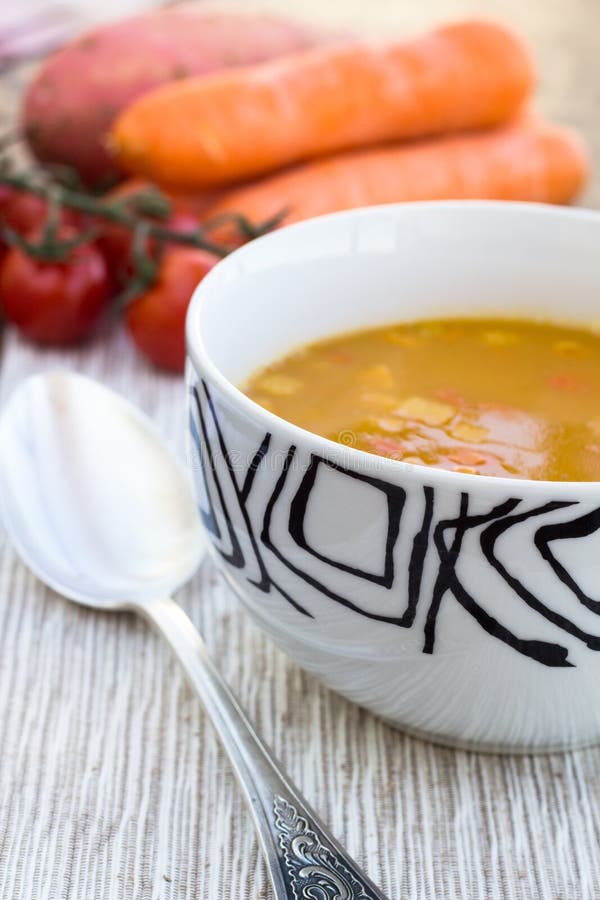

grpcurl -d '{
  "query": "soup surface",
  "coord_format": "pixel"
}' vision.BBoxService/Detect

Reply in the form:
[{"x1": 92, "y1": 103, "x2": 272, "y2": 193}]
[{"x1": 243, "y1": 318, "x2": 600, "y2": 481}]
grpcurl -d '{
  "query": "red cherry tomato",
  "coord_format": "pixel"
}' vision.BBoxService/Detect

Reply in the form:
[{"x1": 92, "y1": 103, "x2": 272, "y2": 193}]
[
  {"x1": 99, "y1": 209, "x2": 202, "y2": 285},
  {"x1": 98, "y1": 177, "x2": 206, "y2": 284},
  {"x1": 0, "y1": 184, "x2": 14, "y2": 210},
  {"x1": 0, "y1": 188, "x2": 80, "y2": 237},
  {"x1": 0, "y1": 228, "x2": 111, "y2": 344},
  {"x1": 0, "y1": 186, "x2": 24, "y2": 260},
  {"x1": 126, "y1": 246, "x2": 218, "y2": 371},
  {"x1": 2, "y1": 190, "x2": 49, "y2": 235},
  {"x1": 96, "y1": 221, "x2": 135, "y2": 283}
]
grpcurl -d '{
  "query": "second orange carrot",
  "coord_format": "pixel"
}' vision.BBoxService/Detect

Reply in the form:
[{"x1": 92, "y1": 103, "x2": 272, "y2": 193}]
[{"x1": 203, "y1": 119, "x2": 588, "y2": 231}]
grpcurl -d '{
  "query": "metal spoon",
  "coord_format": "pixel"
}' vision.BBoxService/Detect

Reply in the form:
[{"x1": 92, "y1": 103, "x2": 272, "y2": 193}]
[{"x1": 0, "y1": 371, "x2": 388, "y2": 900}]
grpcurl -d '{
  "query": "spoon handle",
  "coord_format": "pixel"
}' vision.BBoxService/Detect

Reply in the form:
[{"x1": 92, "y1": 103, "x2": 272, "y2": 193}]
[{"x1": 142, "y1": 596, "x2": 389, "y2": 900}]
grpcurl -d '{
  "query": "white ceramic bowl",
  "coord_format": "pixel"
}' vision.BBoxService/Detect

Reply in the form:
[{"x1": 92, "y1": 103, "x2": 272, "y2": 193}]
[{"x1": 186, "y1": 201, "x2": 600, "y2": 753}]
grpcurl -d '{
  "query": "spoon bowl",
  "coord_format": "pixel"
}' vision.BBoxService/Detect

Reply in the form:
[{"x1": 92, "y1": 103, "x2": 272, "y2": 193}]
[{"x1": 0, "y1": 371, "x2": 203, "y2": 609}]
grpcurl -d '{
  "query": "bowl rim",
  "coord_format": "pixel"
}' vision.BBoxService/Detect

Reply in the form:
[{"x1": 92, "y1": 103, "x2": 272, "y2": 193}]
[{"x1": 186, "y1": 199, "x2": 600, "y2": 495}]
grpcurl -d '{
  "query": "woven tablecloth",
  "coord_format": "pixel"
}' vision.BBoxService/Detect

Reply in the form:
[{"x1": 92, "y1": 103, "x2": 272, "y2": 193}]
[{"x1": 1, "y1": 2, "x2": 600, "y2": 898}]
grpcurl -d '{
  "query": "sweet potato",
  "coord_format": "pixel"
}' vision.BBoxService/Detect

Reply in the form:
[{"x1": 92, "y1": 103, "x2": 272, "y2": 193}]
[{"x1": 22, "y1": 11, "x2": 336, "y2": 187}]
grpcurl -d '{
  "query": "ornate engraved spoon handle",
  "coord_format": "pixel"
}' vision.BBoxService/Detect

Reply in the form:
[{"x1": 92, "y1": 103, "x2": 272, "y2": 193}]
[{"x1": 143, "y1": 597, "x2": 389, "y2": 899}]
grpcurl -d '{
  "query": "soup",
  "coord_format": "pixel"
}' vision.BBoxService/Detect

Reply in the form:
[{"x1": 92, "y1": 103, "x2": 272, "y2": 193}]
[{"x1": 243, "y1": 318, "x2": 600, "y2": 482}]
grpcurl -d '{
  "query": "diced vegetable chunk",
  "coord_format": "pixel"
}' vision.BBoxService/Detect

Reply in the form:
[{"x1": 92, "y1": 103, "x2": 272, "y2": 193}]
[{"x1": 394, "y1": 396, "x2": 455, "y2": 426}]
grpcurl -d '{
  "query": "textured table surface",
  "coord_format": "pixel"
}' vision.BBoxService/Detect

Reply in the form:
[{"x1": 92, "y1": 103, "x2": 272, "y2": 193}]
[{"x1": 1, "y1": 2, "x2": 599, "y2": 898}]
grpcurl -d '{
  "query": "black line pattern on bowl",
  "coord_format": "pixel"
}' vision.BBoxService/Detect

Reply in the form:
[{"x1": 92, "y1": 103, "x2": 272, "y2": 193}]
[
  {"x1": 190, "y1": 379, "x2": 310, "y2": 617},
  {"x1": 189, "y1": 379, "x2": 600, "y2": 668}
]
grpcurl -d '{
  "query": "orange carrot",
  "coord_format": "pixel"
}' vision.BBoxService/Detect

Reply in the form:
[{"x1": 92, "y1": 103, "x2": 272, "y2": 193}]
[
  {"x1": 202, "y1": 120, "x2": 588, "y2": 230},
  {"x1": 110, "y1": 19, "x2": 535, "y2": 190}
]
